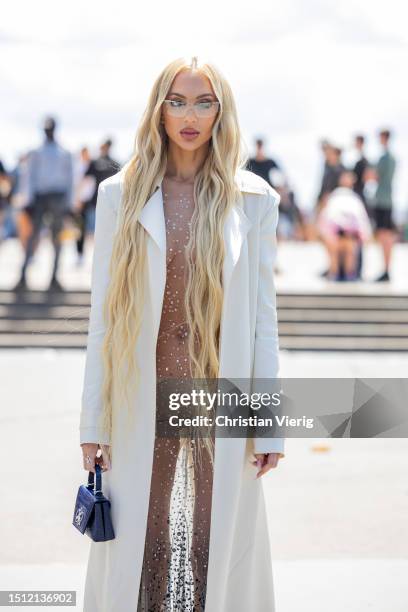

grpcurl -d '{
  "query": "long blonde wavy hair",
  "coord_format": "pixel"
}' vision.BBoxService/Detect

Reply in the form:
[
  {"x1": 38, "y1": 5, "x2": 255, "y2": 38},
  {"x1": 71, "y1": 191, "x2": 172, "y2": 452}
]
[{"x1": 99, "y1": 56, "x2": 249, "y2": 469}]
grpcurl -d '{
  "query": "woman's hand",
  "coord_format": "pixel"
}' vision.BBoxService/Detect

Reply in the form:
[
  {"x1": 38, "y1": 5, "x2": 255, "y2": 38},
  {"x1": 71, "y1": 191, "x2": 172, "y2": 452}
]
[
  {"x1": 252, "y1": 452, "x2": 282, "y2": 478},
  {"x1": 81, "y1": 443, "x2": 111, "y2": 473}
]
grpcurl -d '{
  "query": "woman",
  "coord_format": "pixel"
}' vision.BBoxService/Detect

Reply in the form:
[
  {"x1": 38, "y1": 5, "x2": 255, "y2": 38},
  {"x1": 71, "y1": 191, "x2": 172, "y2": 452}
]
[
  {"x1": 317, "y1": 169, "x2": 372, "y2": 281},
  {"x1": 79, "y1": 56, "x2": 285, "y2": 612}
]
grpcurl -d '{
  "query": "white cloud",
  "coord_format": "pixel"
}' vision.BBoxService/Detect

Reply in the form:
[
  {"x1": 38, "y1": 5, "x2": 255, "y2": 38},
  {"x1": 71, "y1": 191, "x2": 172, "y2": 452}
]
[{"x1": 1, "y1": 0, "x2": 407, "y2": 212}]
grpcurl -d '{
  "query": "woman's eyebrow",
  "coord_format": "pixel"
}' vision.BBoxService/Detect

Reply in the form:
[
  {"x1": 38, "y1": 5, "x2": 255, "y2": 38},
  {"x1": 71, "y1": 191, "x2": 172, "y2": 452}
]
[{"x1": 167, "y1": 92, "x2": 215, "y2": 99}]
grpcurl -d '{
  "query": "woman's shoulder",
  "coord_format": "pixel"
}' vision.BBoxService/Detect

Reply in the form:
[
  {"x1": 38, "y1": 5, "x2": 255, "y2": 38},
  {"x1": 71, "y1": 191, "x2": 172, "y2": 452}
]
[
  {"x1": 97, "y1": 169, "x2": 125, "y2": 211},
  {"x1": 235, "y1": 168, "x2": 280, "y2": 217}
]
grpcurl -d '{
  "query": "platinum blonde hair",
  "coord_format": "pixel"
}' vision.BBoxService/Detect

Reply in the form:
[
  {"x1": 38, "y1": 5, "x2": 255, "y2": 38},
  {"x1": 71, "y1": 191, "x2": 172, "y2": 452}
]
[{"x1": 100, "y1": 56, "x2": 249, "y2": 469}]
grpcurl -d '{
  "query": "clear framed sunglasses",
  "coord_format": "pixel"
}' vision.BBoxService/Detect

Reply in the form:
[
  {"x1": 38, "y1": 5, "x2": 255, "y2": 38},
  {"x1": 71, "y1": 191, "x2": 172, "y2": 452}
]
[{"x1": 163, "y1": 99, "x2": 220, "y2": 118}]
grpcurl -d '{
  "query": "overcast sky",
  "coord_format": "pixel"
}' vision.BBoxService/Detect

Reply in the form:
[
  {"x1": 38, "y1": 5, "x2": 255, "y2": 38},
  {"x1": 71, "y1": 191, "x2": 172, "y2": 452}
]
[{"x1": 2, "y1": 0, "x2": 407, "y2": 216}]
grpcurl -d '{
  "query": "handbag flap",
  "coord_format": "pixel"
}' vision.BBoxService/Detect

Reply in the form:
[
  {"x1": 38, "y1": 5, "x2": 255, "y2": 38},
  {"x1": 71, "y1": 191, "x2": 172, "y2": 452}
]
[{"x1": 72, "y1": 484, "x2": 96, "y2": 534}]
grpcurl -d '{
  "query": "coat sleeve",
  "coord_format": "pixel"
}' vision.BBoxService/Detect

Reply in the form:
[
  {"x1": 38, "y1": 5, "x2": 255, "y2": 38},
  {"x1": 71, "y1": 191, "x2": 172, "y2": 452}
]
[
  {"x1": 79, "y1": 182, "x2": 117, "y2": 446},
  {"x1": 252, "y1": 189, "x2": 285, "y2": 458}
]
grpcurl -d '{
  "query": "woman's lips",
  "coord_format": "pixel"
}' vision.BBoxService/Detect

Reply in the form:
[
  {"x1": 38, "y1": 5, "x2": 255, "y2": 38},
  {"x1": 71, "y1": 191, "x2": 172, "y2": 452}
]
[{"x1": 180, "y1": 129, "x2": 200, "y2": 140}]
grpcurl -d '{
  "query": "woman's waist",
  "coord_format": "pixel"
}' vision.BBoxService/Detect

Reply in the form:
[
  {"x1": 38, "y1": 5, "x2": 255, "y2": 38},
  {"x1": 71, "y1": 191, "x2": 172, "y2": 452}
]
[{"x1": 157, "y1": 321, "x2": 190, "y2": 340}]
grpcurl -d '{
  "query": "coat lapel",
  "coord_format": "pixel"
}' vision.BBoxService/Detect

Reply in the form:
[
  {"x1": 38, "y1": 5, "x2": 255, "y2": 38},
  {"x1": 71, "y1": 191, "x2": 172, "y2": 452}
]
[{"x1": 137, "y1": 171, "x2": 261, "y2": 334}]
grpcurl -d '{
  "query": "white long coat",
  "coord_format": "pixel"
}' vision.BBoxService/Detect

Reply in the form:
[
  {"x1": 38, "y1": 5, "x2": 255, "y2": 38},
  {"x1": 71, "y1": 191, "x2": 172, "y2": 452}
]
[{"x1": 79, "y1": 167, "x2": 285, "y2": 612}]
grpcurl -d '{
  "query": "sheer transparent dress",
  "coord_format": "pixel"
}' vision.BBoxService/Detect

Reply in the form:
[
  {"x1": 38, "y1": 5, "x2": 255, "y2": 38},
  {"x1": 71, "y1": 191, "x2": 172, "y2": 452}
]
[{"x1": 137, "y1": 176, "x2": 215, "y2": 612}]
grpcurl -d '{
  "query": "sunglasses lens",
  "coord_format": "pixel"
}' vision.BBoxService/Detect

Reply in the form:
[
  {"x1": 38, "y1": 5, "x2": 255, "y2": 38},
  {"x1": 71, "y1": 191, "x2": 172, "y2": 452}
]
[{"x1": 164, "y1": 101, "x2": 219, "y2": 117}]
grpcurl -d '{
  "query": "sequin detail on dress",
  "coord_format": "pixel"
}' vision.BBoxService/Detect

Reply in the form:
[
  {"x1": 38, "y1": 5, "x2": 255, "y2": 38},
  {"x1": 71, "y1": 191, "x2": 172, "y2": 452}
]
[{"x1": 137, "y1": 177, "x2": 215, "y2": 612}]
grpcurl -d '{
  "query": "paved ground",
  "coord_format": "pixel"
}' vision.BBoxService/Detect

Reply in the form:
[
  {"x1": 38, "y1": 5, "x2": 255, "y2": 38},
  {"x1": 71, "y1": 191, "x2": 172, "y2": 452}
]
[
  {"x1": 0, "y1": 236, "x2": 407, "y2": 293},
  {"x1": 1, "y1": 559, "x2": 407, "y2": 611},
  {"x1": 275, "y1": 240, "x2": 408, "y2": 293},
  {"x1": 0, "y1": 349, "x2": 407, "y2": 611},
  {"x1": 0, "y1": 237, "x2": 407, "y2": 610}
]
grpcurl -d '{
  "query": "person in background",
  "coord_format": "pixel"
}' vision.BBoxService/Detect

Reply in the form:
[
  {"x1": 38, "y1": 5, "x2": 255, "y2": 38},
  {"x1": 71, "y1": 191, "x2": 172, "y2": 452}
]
[
  {"x1": 9, "y1": 153, "x2": 36, "y2": 250},
  {"x1": 247, "y1": 138, "x2": 287, "y2": 272},
  {"x1": 316, "y1": 142, "x2": 346, "y2": 276},
  {"x1": 350, "y1": 134, "x2": 369, "y2": 279},
  {"x1": 81, "y1": 138, "x2": 121, "y2": 237},
  {"x1": 73, "y1": 146, "x2": 94, "y2": 265},
  {"x1": 352, "y1": 134, "x2": 369, "y2": 210},
  {"x1": 316, "y1": 142, "x2": 345, "y2": 211},
  {"x1": 262, "y1": 158, "x2": 305, "y2": 242},
  {"x1": 372, "y1": 128, "x2": 397, "y2": 282},
  {"x1": 0, "y1": 159, "x2": 9, "y2": 242},
  {"x1": 317, "y1": 170, "x2": 372, "y2": 281},
  {"x1": 75, "y1": 140, "x2": 120, "y2": 265},
  {"x1": 275, "y1": 178, "x2": 305, "y2": 241},
  {"x1": 247, "y1": 137, "x2": 280, "y2": 188},
  {"x1": 13, "y1": 116, "x2": 74, "y2": 292}
]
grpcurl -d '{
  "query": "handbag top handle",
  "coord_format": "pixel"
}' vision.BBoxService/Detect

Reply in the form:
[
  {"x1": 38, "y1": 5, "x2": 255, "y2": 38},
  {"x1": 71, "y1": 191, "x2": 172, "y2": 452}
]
[{"x1": 87, "y1": 463, "x2": 102, "y2": 494}]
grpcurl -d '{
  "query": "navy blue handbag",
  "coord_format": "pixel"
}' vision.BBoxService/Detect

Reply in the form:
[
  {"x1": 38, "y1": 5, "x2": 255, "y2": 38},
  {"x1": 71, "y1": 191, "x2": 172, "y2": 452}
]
[{"x1": 72, "y1": 464, "x2": 115, "y2": 542}]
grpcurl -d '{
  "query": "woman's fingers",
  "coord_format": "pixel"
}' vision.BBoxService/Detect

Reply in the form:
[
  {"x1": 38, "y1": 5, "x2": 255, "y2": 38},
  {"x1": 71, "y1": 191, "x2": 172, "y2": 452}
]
[
  {"x1": 81, "y1": 443, "x2": 99, "y2": 473},
  {"x1": 81, "y1": 443, "x2": 112, "y2": 473},
  {"x1": 252, "y1": 453, "x2": 280, "y2": 478},
  {"x1": 100, "y1": 444, "x2": 112, "y2": 472}
]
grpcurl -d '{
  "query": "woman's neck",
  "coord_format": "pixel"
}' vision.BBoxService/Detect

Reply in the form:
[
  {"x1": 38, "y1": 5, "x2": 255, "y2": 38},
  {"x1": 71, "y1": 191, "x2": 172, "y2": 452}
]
[
  {"x1": 163, "y1": 174, "x2": 195, "y2": 185},
  {"x1": 165, "y1": 141, "x2": 209, "y2": 183}
]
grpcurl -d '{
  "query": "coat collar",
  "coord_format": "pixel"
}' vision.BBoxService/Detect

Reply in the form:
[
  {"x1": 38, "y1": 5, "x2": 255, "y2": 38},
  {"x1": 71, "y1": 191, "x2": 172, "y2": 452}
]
[
  {"x1": 138, "y1": 169, "x2": 261, "y2": 258},
  {"x1": 134, "y1": 168, "x2": 263, "y2": 336}
]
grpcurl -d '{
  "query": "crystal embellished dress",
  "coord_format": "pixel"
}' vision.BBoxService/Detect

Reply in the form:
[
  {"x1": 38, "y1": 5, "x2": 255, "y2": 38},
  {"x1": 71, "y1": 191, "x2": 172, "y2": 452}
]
[{"x1": 137, "y1": 176, "x2": 215, "y2": 612}]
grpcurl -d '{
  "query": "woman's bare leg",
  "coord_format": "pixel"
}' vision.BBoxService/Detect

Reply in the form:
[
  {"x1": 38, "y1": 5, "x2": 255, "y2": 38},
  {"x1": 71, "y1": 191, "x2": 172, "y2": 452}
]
[
  {"x1": 137, "y1": 435, "x2": 180, "y2": 611},
  {"x1": 340, "y1": 236, "x2": 357, "y2": 275},
  {"x1": 323, "y1": 236, "x2": 340, "y2": 276}
]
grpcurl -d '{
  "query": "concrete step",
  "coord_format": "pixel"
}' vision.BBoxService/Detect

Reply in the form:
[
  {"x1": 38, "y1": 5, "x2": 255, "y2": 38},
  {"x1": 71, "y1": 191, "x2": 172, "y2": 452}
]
[
  {"x1": 279, "y1": 309, "x2": 408, "y2": 322},
  {"x1": 3, "y1": 319, "x2": 407, "y2": 337},
  {"x1": 280, "y1": 336, "x2": 408, "y2": 351},
  {"x1": 0, "y1": 289, "x2": 407, "y2": 351},
  {"x1": 278, "y1": 294, "x2": 408, "y2": 310},
  {"x1": 0, "y1": 319, "x2": 88, "y2": 333},
  {"x1": 0, "y1": 289, "x2": 91, "y2": 306},
  {"x1": 279, "y1": 322, "x2": 408, "y2": 336},
  {"x1": 0, "y1": 333, "x2": 87, "y2": 348},
  {"x1": 0, "y1": 305, "x2": 89, "y2": 319}
]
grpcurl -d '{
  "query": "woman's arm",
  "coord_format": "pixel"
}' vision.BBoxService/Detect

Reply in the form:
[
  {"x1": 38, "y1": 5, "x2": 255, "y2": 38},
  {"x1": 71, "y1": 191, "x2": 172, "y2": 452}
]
[
  {"x1": 79, "y1": 181, "x2": 117, "y2": 446},
  {"x1": 252, "y1": 189, "x2": 285, "y2": 458}
]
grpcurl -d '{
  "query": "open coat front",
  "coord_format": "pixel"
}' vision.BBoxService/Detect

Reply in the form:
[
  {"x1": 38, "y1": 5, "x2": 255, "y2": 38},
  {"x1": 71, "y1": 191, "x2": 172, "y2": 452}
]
[{"x1": 79, "y1": 168, "x2": 285, "y2": 612}]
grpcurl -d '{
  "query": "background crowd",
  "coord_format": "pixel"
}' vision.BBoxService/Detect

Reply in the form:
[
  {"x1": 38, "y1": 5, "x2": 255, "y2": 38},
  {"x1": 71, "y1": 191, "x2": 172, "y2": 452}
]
[{"x1": 0, "y1": 115, "x2": 403, "y2": 291}]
